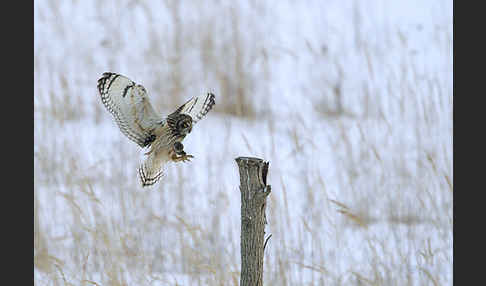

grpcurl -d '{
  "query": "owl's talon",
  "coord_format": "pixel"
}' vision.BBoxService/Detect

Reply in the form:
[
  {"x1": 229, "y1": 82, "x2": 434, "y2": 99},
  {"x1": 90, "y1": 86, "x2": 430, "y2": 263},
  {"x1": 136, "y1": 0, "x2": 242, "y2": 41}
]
[
  {"x1": 182, "y1": 154, "x2": 194, "y2": 162},
  {"x1": 171, "y1": 152, "x2": 194, "y2": 163}
]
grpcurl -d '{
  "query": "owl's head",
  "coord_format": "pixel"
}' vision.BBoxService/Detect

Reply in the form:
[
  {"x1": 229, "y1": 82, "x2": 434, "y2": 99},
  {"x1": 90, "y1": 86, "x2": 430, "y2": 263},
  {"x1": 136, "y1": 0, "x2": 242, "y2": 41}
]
[{"x1": 167, "y1": 113, "x2": 193, "y2": 137}]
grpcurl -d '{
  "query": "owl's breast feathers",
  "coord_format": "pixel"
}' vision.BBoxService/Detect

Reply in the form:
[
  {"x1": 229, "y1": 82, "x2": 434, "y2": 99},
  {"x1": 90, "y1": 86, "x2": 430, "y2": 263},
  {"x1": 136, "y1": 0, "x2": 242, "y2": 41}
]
[{"x1": 145, "y1": 122, "x2": 186, "y2": 156}]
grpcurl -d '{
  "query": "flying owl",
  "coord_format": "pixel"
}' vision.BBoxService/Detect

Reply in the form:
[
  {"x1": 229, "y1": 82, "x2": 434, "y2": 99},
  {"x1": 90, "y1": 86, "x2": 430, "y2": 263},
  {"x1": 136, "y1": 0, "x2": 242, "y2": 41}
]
[{"x1": 97, "y1": 72, "x2": 215, "y2": 187}]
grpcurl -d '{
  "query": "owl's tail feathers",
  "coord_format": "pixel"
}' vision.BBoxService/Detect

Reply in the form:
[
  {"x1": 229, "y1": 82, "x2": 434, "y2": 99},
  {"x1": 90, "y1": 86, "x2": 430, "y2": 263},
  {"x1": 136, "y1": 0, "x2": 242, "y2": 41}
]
[{"x1": 138, "y1": 158, "x2": 164, "y2": 187}]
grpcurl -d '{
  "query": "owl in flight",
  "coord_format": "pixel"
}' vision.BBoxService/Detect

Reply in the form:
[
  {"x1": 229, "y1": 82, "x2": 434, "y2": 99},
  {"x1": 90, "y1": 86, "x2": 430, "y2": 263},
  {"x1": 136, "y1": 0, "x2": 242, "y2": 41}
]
[{"x1": 97, "y1": 72, "x2": 215, "y2": 187}]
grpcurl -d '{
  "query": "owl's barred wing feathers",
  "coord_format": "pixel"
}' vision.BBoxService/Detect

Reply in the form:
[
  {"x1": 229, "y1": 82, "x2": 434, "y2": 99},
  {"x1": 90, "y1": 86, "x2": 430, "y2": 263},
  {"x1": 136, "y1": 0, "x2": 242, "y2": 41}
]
[
  {"x1": 138, "y1": 153, "x2": 167, "y2": 187},
  {"x1": 171, "y1": 93, "x2": 215, "y2": 124},
  {"x1": 98, "y1": 72, "x2": 163, "y2": 148}
]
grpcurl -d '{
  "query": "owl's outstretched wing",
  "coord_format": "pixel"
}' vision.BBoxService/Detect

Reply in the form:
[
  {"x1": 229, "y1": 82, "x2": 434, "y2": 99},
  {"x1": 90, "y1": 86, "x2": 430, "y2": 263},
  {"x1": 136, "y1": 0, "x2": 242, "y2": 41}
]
[
  {"x1": 97, "y1": 72, "x2": 163, "y2": 147},
  {"x1": 171, "y1": 93, "x2": 215, "y2": 124}
]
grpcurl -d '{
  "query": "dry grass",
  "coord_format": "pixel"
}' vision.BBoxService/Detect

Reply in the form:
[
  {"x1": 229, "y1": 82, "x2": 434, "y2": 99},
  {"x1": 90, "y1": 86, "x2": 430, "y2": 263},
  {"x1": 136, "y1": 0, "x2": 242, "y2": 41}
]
[{"x1": 34, "y1": 0, "x2": 452, "y2": 285}]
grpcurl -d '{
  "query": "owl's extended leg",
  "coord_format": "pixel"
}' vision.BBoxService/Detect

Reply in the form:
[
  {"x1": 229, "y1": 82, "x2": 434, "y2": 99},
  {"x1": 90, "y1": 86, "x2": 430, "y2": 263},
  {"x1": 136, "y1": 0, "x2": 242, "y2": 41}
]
[{"x1": 170, "y1": 142, "x2": 194, "y2": 163}]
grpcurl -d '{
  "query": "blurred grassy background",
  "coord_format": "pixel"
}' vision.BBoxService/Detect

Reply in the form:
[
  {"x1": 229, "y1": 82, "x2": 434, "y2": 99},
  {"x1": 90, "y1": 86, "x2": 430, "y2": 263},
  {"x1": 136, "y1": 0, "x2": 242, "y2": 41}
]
[{"x1": 34, "y1": 0, "x2": 452, "y2": 285}]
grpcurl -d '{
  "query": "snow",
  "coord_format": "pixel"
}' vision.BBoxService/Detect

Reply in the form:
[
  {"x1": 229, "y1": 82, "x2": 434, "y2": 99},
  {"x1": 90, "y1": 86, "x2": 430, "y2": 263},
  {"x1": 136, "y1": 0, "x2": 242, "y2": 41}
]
[{"x1": 35, "y1": 0, "x2": 452, "y2": 285}]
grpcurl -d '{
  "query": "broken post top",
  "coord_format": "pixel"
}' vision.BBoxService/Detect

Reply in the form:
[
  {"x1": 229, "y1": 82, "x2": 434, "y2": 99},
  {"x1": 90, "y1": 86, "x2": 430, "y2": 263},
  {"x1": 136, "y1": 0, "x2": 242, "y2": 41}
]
[
  {"x1": 235, "y1": 157, "x2": 270, "y2": 187},
  {"x1": 235, "y1": 157, "x2": 264, "y2": 164}
]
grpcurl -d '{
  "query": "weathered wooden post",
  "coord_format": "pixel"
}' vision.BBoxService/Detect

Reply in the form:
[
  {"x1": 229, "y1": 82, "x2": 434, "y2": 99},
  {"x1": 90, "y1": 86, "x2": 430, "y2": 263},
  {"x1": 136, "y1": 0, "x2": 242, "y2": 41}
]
[{"x1": 235, "y1": 157, "x2": 271, "y2": 286}]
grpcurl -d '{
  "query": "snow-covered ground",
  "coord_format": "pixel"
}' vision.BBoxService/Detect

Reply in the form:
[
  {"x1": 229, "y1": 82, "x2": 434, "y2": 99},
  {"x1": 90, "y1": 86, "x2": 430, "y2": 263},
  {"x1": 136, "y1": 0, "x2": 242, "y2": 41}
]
[{"x1": 34, "y1": 0, "x2": 452, "y2": 285}]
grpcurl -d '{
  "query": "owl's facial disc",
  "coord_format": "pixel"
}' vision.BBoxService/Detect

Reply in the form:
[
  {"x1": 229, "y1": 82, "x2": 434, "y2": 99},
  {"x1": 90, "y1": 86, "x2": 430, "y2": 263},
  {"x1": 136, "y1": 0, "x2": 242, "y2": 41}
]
[{"x1": 176, "y1": 115, "x2": 193, "y2": 135}]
